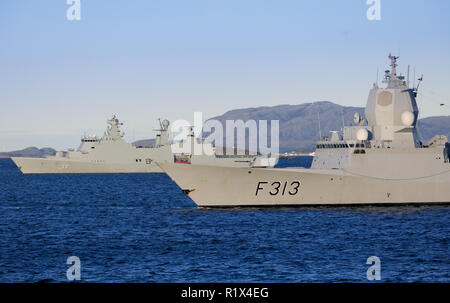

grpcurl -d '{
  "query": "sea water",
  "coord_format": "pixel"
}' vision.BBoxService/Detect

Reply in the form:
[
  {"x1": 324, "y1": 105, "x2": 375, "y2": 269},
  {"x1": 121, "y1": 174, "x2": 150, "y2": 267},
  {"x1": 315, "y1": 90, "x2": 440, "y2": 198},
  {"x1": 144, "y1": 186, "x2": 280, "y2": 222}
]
[{"x1": 0, "y1": 158, "x2": 448, "y2": 282}]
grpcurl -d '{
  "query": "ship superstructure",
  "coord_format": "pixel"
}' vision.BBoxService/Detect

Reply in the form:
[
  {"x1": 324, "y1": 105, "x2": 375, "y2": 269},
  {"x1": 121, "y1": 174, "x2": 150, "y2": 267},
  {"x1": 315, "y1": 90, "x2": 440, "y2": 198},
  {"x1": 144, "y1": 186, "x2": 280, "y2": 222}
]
[{"x1": 173, "y1": 126, "x2": 276, "y2": 167}]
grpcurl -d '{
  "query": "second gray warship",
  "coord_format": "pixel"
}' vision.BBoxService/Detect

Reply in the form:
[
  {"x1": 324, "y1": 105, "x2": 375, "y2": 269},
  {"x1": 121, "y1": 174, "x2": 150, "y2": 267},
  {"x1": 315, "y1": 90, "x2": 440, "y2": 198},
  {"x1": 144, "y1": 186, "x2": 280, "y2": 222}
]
[
  {"x1": 159, "y1": 55, "x2": 450, "y2": 206},
  {"x1": 12, "y1": 117, "x2": 274, "y2": 174},
  {"x1": 12, "y1": 117, "x2": 174, "y2": 173}
]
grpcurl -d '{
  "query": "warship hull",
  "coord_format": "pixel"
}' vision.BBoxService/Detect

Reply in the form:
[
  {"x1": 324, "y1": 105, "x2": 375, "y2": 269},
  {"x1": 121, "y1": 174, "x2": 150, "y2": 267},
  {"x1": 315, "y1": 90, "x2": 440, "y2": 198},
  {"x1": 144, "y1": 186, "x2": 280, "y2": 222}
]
[
  {"x1": 159, "y1": 163, "x2": 450, "y2": 207},
  {"x1": 12, "y1": 157, "x2": 164, "y2": 174},
  {"x1": 11, "y1": 155, "x2": 264, "y2": 174}
]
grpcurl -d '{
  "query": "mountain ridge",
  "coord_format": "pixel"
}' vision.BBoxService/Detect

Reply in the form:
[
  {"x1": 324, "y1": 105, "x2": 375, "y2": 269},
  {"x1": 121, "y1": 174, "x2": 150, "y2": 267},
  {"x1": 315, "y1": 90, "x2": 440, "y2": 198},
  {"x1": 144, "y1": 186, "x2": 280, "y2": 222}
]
[
  {"x1": 2, "y1": 102, "x2": 449, "y2": 156},
  {"x1": 0, "y1": 147, "x2": 56, "y2": 158}
]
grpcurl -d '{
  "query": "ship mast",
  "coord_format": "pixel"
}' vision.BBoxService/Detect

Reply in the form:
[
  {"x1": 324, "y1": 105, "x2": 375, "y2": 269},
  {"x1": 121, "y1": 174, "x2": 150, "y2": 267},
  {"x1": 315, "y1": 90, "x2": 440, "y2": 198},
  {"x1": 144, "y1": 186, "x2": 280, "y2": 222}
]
[
  {"x1": 382, "y1": 54, "x2": 407, "y2": 89},
  {"x1": 389, "y1": 53, "x2": 398, "y2": 80}
]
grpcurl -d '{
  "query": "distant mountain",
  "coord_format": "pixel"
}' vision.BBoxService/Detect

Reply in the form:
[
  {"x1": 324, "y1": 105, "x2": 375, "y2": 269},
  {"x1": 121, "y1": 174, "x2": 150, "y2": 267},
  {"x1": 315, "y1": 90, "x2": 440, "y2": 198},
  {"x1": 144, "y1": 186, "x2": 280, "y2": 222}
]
[
  {"x1": 206, "y1": 101, "x2": 364, "y2": 152},
  {"x1": 206, "y1": 101, "x2": 450, "y2": 153},
  {"x1": 0, "y1": 140, "x2": 155, "y2": 158},
  {"x1": 0, "y1": 147, "x2": 56, "y2": 158},
  {"x1": 132, "y1": 138, "x2": 156, "y2": 147},
  {"x1": 416, "y1": 116, "x2": 450, "y2": 143},
  {"x1": 2, "y1": 102, "x2": 448, "y2": 156}
]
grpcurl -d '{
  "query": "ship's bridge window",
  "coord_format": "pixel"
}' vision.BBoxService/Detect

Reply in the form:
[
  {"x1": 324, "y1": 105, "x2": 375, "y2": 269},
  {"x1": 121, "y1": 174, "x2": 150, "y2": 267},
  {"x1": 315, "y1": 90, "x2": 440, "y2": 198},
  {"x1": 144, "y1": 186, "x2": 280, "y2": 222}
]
[{"x1": 318, "y1": 143, "x2": 353, "y2": 149}]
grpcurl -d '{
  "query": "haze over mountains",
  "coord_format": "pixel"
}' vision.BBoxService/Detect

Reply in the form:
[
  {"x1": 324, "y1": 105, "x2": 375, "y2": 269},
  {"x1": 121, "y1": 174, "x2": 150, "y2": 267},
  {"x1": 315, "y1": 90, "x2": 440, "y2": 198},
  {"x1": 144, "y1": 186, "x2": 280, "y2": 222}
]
[{"x1": 1, "y1": 101, "x2": 449, "y2": 157}]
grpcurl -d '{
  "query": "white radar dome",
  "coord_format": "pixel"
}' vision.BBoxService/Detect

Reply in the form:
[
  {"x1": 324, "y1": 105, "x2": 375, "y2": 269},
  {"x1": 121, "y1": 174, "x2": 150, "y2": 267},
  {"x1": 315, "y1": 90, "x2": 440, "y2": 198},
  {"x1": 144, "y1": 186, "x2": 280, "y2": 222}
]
[
  {"x1": 401, "y1": 111, "x2": 414, "y2": 126},
  {"x1": 356, "y1": 128, "x2": 369, "y2": 141},
  {"x1": 353, "y1": 112, "x2": 361, "y2": 124}
]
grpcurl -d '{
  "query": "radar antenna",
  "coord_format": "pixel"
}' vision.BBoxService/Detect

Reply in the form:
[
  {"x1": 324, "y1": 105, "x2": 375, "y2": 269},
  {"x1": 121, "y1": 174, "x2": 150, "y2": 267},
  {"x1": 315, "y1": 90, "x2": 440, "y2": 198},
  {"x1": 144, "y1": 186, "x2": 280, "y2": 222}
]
[{"x1": 388, "y1": 53, "x2": 399, "y2": 79}]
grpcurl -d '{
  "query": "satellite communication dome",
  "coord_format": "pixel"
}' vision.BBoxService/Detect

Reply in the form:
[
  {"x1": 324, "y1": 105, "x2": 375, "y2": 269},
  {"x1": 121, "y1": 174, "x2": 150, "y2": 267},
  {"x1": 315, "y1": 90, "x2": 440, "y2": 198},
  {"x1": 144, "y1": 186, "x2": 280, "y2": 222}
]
[
  {"x1": 401, "y1": 111, "x2": 414, "y2": 126},
  {"x1": 356, "y1": 128, "x2": 369, "y2": 141},
  {"x1": 162, "y1": 119, "x2": 170, "y2": 130},
  {"x1": 353, "y1": 112, "x2": 361, "y2": 124}
]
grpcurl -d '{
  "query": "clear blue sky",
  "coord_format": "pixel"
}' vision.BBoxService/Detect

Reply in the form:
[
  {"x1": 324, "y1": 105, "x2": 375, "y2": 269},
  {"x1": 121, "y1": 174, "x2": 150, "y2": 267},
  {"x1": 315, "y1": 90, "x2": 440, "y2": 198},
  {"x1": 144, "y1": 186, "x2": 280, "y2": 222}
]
[{"x1": 1, "y1": 0, "x2": 449, "y2": 151}]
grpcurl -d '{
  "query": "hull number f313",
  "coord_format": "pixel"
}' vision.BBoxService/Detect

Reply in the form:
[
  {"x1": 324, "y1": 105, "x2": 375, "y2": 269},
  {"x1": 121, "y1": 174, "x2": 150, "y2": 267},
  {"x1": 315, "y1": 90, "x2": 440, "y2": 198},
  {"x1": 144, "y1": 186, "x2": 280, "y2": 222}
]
[{"x1": 255, "y1": 181, "x2": 300, "y2": 196}]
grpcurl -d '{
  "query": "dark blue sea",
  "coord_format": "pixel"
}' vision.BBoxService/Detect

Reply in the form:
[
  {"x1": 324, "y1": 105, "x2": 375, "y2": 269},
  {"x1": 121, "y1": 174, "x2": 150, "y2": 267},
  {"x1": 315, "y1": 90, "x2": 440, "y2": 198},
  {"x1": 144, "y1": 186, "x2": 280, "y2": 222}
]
[{"x1": 0, "y1": 157, "x2": 448, "y2": 282}]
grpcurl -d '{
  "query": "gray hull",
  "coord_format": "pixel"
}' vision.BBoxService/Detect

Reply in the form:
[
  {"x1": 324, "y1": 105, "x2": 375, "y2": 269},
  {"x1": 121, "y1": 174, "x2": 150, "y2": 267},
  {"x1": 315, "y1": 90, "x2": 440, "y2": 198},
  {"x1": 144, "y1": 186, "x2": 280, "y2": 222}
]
[
  {"x1": 159, "y1": 163, "x2": 450, "y2": 207},
  {"x1": 11, "y1": 153, "x2": 264, "y2": 174},
  {"x1": 12, "y1": 157, "x2": 164, "y2": 174}
]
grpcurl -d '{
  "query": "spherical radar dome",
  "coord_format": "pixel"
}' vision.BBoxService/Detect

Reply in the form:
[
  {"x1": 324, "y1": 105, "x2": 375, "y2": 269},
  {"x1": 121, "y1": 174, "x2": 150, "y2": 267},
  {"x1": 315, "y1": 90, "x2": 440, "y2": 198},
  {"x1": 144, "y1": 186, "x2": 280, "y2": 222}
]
[
  {"x1": 356, "y1": 128, "x2": 369, "y2": 141},
  {"x1": 401, "y1": 111, "x2": 414, "y2": 126}
]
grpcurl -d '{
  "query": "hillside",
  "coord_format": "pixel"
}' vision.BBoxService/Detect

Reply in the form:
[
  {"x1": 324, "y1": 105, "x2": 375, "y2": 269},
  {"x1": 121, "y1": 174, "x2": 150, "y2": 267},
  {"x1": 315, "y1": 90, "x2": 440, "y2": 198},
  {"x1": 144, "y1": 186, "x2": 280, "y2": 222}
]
[
  {"x1": 2, "y1": 102, "x2": 449, "y2": 156},
  {"x1": 207, "y1": 101, "x2": 450, "y2": 152},
  {"x1": 0, "y1": 147, "x2": 56, "y2": 158}
]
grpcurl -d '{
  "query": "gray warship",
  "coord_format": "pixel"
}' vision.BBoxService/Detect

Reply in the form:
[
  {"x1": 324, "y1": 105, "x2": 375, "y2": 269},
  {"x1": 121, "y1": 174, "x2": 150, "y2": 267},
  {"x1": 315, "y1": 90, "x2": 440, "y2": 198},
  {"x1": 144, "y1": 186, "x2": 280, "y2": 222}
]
[
  {"x1": 12, "y1": 116, "x2": 273, "y2": 174},
  {"x1": 159, "y1": 55, "x2": 450, "y2": 206},
  {"x1": 12, "y1": 116, "x2": 173, "y2": 173}
]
